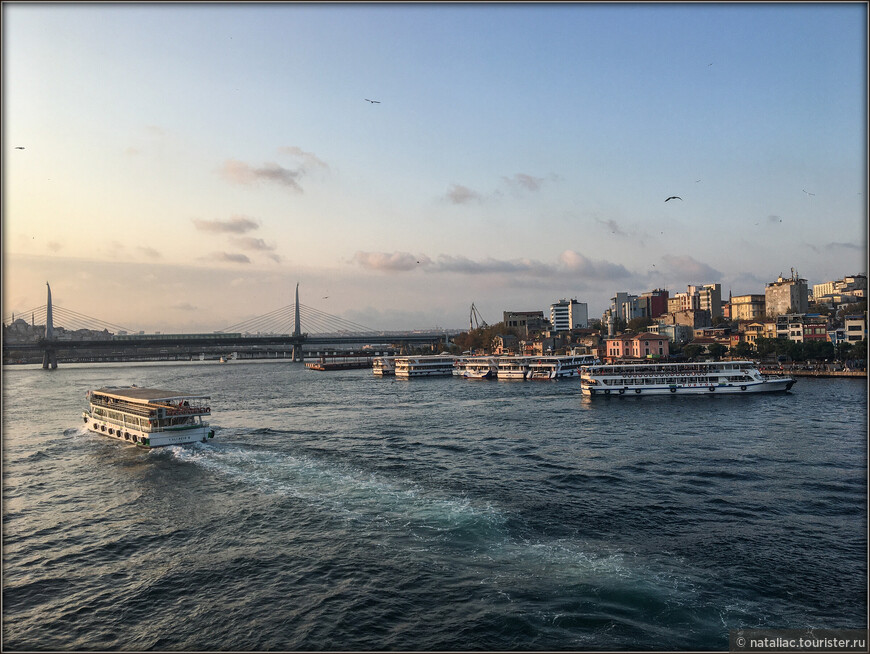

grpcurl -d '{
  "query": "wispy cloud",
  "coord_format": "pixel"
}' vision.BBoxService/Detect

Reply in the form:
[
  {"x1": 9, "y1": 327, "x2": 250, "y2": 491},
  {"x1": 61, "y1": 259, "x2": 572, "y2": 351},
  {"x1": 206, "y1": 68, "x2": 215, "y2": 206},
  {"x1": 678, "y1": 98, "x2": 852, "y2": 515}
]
[
  {"x1": 277, "y1": 146, "x2": 328, "y2": 169},
  {"x1": 501, "y1": 173, "x2": 551, "y2": 192},
  {"x1": 213, "y1": 252, "x2": 252, "y2": 264},
  {"x1": 595, "y1": 218, "x2": 627, "y2": 236},
  {"x1": 219, "y1": 159, "x2": 304, "y2": 191},
  {"x1": 445, "y1": 173, "x2": 556, "y2": 204},
  {"x1": 231, "y1": 237, "x2": 276, "y2": 251},
  {"x1": 192, "y1": 215, "x2": 260, "y2": 234},
  {"x1": 444, "y1": 184, "x2": 483, "y2": 204},
  {"x1": 47, "y1": 241, "x2": 63, "y2": 252},
  {"x1": 172, "y1": 302, "x2": 197, "y2": 311},
  {"x1": 660, "y1": 254, "x2": 722, "y2": 281},
  {"x1": 137, "y1": 246, "x2": 162, "y2": 260}
]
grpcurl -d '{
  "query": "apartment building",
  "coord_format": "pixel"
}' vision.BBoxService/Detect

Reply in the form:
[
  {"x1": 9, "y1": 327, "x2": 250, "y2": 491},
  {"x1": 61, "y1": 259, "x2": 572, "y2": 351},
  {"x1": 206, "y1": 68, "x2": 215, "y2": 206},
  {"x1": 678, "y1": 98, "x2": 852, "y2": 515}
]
[
  {"x1": 765, "y1": 270, "x2": 809, "y2": 316},
  {"x1": 730, "y1": 294, "x2": 766, "y2": 321},
  {"x1": 550, "y1": 299, "x2": 588, "y2": 332}
]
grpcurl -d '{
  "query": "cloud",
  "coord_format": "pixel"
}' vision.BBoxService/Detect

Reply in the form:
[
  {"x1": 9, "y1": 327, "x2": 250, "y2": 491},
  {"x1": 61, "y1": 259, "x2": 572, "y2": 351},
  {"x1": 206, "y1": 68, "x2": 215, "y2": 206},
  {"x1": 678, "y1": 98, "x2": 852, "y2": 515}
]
[
  {"x1": 502, "y1": 173, "x2": 548, "y2": 192},
  {"x1": 595, "y1": 218, "x2": 627, "y2": 236},
  {"x1": 192, "y1": 215, "x2": 260, "y2": 234},
  {"x1": 353, "y1": 251, "x2": 428, "y2": 271},
  {"x1": 213, "y1": 252, "x2": 252, "y2": 264},
  {"x1": 351, "y1": 249, "x2": 631, "y2": 282},
  {"x1": 558, "y1": 250, "x2": 632, "y2": 279},
  {"x1": 265, "y1": 253, "x2": 283, "y2": 263},
  {"x1": 660, "y1": 254, "x2": 722, "y2": 281},
  {"x1": 231, "y1": 237, "x2": 276, "y2": 251},
  {"x1": 767, "y1": 214, "x2": 783, "y2": 224},
  {"x1": 172, "y1": 302, "x2": 197, "y2": 311},
  {"x1": 137, "y1": 246, "x2": 162, "y2": 260},
  {"x1": 47, "y1": 241, "x2": 63, "y2": 252},
  {"x1": 219, "y1": 159, "x2": 303, "y2": 191},
  {"x1": 434, "y1": 254, "x2": 554, "y2": 276},
  {"x1": 444, "y1": 184, "x2": 482, "y2": 204},
  {"x1": 277, "y1": 146, "x2": 328, "y2": 169}
]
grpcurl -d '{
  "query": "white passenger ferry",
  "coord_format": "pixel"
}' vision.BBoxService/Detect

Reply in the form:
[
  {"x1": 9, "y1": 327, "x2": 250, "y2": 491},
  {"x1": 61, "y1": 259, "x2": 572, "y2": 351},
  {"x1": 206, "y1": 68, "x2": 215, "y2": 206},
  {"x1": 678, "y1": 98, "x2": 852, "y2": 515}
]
[
  {"x1": 83, "y1": 386, "x2": 215, "y2": 447},
  {"x1": 497, "y1": 356, "x2": 533, "y2": 380},
  {"x1": 580, "y1": 360, "x2": 796, "y2": 396},
  {"x1": 463, "y1": 356, "x2": 498, "y2": 379},
  {"x1": 394, "y1": 354, "x2": 456, "y2": 378},
  {"x1": 527, "y1": 355, "x2": 598, "y2": 380},
  {"x1": 372, "y1": 356, "x2": 396, "y2": 376},
  {"x1": 452, "y1": 356, "x2": 470, "y2": 376}
]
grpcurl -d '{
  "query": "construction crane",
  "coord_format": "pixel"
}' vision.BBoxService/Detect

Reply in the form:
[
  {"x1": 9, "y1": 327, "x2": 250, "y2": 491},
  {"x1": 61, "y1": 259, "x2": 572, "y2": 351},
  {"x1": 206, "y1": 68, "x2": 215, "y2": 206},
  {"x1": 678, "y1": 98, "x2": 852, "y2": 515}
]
[{"x1": 469, "y1": 303, "x2": 488, "y2": 330}]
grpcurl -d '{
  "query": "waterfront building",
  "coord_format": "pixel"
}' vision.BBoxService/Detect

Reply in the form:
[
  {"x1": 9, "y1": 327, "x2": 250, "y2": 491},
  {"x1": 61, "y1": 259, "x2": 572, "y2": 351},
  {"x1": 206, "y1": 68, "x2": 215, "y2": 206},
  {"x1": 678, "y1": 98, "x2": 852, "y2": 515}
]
[
  {"x1": 765, "y1": 269, "x2": 809, "y2": 316},
  {"x1": 492, "y1": 334, "x2": 519, "y2": 355},
  {"x1": 730, "y1": 294, "x2": 766, "y2": 321},
  {"x1": 801, "y1": 315, "x2": 830, "y2": 343},
  {"x1": 604, "y1": 333, "x2": 669, "y2": 362},
  {"x1": 503, "y1": 310, "x2": 547, "y2": 334},
  {"x1": 844, "y1": 314, "x2": 867, "y2": 343},
  {"x1": 550, "y1": 299, "x2": 588, "y2": 332},
  {"x1": 647, "y1": 322, "x2": 693, "y2": 345}
]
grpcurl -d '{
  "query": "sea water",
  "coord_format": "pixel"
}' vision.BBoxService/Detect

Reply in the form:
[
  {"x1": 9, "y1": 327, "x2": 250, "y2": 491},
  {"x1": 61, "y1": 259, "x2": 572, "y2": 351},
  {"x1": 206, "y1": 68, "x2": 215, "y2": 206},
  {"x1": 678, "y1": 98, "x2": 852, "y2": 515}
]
[{"x1": 2, "y1": 361, "x2": 866, "y2": 650}]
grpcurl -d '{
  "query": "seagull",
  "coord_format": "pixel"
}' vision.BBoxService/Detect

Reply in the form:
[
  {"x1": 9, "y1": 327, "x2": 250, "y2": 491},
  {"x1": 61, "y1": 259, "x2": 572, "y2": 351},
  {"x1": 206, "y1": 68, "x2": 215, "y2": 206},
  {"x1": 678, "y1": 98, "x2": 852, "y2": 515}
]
[
  {"x1": 802, "y1": 189, "x2": 815, "y2": 196},
  {"x1": 15, "y1": 146, "x2": 24, "y2": 150},
  {"x1": 665, "y1": 196, "x2": 682, "y2": 202},
  {"x1": 365, "y1": 98, "x2": 381, "y2": 104}
]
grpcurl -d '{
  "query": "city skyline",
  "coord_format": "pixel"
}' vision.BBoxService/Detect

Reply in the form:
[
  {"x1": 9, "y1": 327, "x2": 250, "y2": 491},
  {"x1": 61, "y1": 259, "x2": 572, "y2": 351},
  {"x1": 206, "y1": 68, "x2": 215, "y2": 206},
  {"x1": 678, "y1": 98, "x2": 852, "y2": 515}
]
[{"x1": 3, "y1": 2, "x2": 867, "y2": 332}]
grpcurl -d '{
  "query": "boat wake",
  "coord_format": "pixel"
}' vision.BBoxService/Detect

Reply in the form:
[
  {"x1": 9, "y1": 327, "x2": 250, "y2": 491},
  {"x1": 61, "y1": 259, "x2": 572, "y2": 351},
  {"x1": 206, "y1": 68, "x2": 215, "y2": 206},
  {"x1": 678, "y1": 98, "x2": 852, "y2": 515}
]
[{"x1": 154, "y1": 440, "x2": 756, "y2": 644}]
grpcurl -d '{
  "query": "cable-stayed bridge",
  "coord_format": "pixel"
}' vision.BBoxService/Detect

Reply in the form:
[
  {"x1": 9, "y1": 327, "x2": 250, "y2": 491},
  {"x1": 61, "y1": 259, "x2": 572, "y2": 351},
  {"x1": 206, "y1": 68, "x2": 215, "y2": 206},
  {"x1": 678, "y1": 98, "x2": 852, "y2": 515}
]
[{"x1": 3, "y1": 283, "x2": 458, "y2": 368}]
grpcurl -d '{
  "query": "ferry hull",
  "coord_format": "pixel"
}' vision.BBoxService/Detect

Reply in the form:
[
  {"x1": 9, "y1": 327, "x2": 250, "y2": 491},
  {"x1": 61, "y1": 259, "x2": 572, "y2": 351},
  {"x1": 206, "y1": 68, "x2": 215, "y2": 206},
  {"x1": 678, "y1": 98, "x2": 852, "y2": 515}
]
[
  {"x1": 83, "y1": 412, "x2": 214, "y2": 447},
  {"x1": 582, "y1": 379, "x2": 795, "y2": 396}
]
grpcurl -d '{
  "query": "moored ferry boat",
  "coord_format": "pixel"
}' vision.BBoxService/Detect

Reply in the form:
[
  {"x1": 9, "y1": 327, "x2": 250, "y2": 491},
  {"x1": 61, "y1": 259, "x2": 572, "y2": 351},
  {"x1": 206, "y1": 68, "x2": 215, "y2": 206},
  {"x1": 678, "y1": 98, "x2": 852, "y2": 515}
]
[
  {"x1": 83, "y1": 386, "x2": 215, "y2": 447},
  {"x1": 372, "y1": 356, "x2": 396, "y2": 376},
  {"x1": 453, "y1": 356, "x2": 470, "y2": 376},
  {"x1": 394, "y1": 354, "x2": 456, "y2": 378},
  {"x1": 497, "y1": 356, "x2": 532, "y2": 380},
  {"x1": 527, "y1": 354, "x2": 598, "y2": 380},
  {"x1": 463, "y1": 356, "x2": 498, "y2": 379},
  {"x1": 580, "y1": 360, "x2": 796, "y2": 396}
]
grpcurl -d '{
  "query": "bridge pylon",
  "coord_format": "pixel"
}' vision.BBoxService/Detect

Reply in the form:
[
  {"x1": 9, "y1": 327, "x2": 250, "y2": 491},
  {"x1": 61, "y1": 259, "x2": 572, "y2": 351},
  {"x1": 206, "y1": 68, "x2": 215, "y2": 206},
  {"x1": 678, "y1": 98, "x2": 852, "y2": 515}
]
[
  {"x1": 292, "y1": 282, "x2": 304, "y2": 362},
  {"x1": 42, "y1": 282, "x2": 57, "y2": 369}
]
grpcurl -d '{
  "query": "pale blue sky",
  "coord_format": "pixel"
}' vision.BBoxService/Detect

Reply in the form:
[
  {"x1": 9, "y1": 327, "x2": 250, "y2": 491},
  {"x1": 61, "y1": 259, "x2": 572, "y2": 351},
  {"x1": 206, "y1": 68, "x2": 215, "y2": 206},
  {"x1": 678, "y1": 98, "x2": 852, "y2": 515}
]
[{"x1": 3, "y1": 2, "x2": 867, "y2": 332}]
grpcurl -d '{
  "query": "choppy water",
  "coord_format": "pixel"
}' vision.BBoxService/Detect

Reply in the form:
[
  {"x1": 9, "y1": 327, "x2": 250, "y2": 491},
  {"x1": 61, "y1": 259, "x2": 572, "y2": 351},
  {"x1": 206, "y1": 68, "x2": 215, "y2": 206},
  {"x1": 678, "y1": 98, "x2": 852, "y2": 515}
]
[{"x1": 2, "y1": 361, "x2": 866, "y2": 650}]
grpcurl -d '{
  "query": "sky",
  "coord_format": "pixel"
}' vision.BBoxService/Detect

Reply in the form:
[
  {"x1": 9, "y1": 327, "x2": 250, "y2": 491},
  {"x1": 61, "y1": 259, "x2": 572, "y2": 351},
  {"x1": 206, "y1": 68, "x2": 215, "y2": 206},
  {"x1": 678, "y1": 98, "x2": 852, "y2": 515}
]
[{"x1": 2, "y1": 2, "x2": 867, "y2": 333}]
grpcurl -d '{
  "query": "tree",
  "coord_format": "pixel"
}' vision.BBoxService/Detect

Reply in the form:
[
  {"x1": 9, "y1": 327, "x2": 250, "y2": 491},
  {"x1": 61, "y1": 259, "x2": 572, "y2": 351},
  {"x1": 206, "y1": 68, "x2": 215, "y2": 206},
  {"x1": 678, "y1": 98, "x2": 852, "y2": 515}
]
[
  {"x1": 755, "y1": 336, "x2": 777, "y2": 358},
  {"x1": 732, "y1": 341, "x2": 754, "y2": 358},
  {"x1": 707, "y1": 343, "x2": 727, "y2": 360},
  {"x1": 626, "y1": 316, "x2": 653, "y2": 333},
  {"x1": 682, "y1": 344, "x2": 704, "y2": 360}
]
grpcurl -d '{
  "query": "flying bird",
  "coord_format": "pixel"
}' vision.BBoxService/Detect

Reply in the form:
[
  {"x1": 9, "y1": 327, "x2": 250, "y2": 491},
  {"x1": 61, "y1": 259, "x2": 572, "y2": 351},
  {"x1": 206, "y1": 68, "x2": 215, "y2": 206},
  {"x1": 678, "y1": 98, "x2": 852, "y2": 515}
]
[
  {"x1": 665, "y1": 196, "x2": 682, "y2": 202},
  {"x1": 15, "y1": 146, "x2": 25, "y2": 150},
  {"x1": 802, "y1": 189, "x2": 815, "y2": 196},
  {"x1": 365, "y1": 98, "x2": 381, "y2": 104}
]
